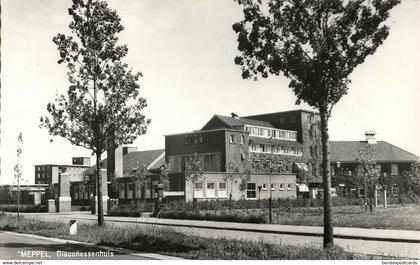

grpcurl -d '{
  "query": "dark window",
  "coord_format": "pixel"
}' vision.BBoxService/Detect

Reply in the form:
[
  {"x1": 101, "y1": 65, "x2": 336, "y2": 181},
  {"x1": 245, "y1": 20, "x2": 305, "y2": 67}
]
[
  {"x1": 280, "y1": 117, "x2": 285, "y2": 124},
  {"x1": 246, "y1": 183, "x2": 256, "y2": 199},
  {"x1": 290, "y1": 115, "x2": 295, "y2": 123}
]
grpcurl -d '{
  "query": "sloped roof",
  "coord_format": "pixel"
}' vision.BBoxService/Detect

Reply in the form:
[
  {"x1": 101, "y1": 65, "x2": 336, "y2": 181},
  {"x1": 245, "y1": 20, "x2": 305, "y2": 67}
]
[
  {"x1": 122, "y1": 149, "x2": 165, "y2": 176},
  {"x1": 84, "y1": 149, "x2": 165, "y2": 176},
  {"x1": 330, "y1": 141, "x2": 418, "y2": 163},
  {"x1": 202, "y1": 115, "x2": 275, "y2": 130}
]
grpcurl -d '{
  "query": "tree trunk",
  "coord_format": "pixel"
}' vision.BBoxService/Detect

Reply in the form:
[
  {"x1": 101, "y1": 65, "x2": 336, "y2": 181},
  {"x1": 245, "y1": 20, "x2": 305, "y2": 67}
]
[
  {"x1": 320, "y1": 107, "x2": 333, "y2": 248},
  {"x1": 96, "y1": 152, "x2": 104, "y2": 226}
]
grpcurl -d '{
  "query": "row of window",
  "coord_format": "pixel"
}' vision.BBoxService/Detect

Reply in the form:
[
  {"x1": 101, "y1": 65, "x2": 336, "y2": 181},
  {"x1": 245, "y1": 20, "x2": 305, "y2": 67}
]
[
  {"x1": 73, "y1": 185, "x2": 90, "y2": 200},
  {"x1": 246, "y1": 182, "x2": 293, "y2": 199},
  {"x1": 192, "y1": 182, "x2": 294, "y2": 200},
  {"x1": 184, "y1": 134, "x2": 204, "y2": 145},
  {"x1": 249, "y1": 144, "x2": 303, "y2": 156},
  {"x1": 168, "y1": 153, "x2": 221, "y2": 173},
  {"x1": 193, "y1": 181, "x2": 227, "y2": 198},
  {"x1": 244, "y1": 125, "x2": 297, "y2": 141},
  {"x1": 229, "y1": 134, "x2": 246, "y2": 144}
]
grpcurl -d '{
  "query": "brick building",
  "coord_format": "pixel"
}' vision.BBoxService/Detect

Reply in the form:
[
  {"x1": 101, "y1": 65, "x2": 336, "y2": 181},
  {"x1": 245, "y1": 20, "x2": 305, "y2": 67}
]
[
  {"x1": 34, "y1": 157, "x2": 91, "y2": 184},
  {"x1": 165, "y1": 109, "x2": 323, "y2": 201},
  {"x1": 330, "y1": 131, "x2": 419, "y2": 198}
]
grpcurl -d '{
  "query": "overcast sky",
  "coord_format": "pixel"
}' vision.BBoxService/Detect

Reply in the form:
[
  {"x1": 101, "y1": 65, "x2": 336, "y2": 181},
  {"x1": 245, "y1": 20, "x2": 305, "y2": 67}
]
[{"x1": 1, "y1": 0, "x2": 419, "y2": 184}]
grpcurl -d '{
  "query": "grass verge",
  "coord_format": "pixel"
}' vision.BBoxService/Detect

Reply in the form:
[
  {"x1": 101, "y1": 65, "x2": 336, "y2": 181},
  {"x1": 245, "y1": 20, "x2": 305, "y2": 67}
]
[{"x1": 0, "y1": 214, "x2": 379, "y2": 260}]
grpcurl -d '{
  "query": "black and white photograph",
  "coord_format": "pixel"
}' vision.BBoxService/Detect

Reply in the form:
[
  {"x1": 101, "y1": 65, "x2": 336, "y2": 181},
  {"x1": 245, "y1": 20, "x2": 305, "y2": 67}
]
[{"x1": 0, "y1": 0, "x2": 419, "y2": 263}]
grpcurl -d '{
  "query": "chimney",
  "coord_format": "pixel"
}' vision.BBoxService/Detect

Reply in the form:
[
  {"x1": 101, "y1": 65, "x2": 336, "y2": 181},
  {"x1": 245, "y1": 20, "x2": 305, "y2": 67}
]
[
  {"x1": 123, "y1": 146, "x2": 138, "y2": 155},
  {"x1": 231, "y1": 112, "x2": 239, "y2": 119},
  {"x1": 365, "y1": 131, "x2": 377, "y2": 144}
]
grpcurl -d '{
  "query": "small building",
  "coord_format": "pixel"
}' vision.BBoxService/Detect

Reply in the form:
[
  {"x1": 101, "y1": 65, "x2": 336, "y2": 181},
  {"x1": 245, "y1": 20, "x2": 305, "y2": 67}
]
[{"x1": 0, "y1": 184, "x2": 48, "y2": 205}]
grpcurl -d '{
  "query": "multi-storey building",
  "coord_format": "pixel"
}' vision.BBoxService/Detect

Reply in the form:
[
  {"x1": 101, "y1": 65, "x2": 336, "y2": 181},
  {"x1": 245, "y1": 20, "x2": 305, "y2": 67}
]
[
  {"x1": 165, "y1": 109, "x2": 322, "y2": 201},
  {"x1": 166, "y1": 110, "x2": 321, "y2": 176}
]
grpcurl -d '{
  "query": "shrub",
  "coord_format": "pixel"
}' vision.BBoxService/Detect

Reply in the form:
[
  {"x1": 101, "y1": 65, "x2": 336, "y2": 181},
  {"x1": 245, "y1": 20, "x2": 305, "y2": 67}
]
[
  {"x1": 108, "y1": 203, "x2": 142, "y2": 217},
  {"x1": 0, "y1": 204, "x2": 46, "y2": 213},
  {"x1": 158, "y1": 210, "x2": 266, "y2": 224}
]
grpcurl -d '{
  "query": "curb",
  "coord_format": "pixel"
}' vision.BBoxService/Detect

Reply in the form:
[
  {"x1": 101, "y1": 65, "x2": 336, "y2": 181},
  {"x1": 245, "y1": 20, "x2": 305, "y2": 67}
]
[{"x1": 2, "y1": 231, "x2": 185, "y2": 260}]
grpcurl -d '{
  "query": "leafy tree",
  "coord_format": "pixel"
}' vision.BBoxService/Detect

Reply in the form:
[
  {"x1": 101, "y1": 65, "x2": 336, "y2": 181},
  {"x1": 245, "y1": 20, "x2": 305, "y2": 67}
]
[
  {"x1": 185, "y1": 153, "x2": 204, "y2": 207},
  {"x1": 400, "y1": 161, "x2": 420, "y2": 200},
  {"x1": 355, "y1": 145, "x2": 380, "y2": 212},
  {"x1": 40, "y1": 0, "x2": 150, "y2": 226},
  {"x1": 223, "y1": 161, "x2": 251, "y2": 206},
  {"x1": 233, "y1": 0, "x2": 400, "y2": 247},
  {"x1": 130, "y1": 162, "x2": 149, "y2": 208},
  {"x1": 14, "y1": 132, "x2": 23, "y2": 227},
  {"x1": 158, "y1": 163, "x2": 171, "y2": 189}
]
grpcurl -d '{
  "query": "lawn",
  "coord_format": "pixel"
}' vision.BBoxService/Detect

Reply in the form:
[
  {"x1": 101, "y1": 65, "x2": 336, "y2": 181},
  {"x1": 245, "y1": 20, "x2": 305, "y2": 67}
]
[
  {"x1": 270, "y1": 204, "x2": 420, "y2": 230},
  {"x1": 160, "y1": 204, "x2": 420, "y2": 230},
  {"x1": 0, "y1": 214, "x2": 384, "y2": 260}
]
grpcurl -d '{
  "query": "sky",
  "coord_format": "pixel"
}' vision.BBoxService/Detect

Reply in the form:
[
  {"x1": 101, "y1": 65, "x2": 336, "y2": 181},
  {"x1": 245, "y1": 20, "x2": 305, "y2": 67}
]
[{"x1": 1, "y1": 0, "x2": 419, "y2": 185}]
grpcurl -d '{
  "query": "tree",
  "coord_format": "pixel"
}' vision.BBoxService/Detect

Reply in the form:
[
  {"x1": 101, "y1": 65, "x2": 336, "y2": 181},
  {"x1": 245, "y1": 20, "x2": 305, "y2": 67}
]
[
  {"x1": 185, "y1": 153, "x2": 204, "y2": 210},
  {"x1": 233, "y1": 0, "x2": 400, "y2": 247},
  {"x1": 40, "y1": 0, "x2": 150, "y2": 226},
  {"x1": 355, "y1": 145, "x2": 380, "y2": 212},
  {"x1": 129, "y1": 162, "x2": 149, "y2": 208},
  {"x1": 158, "y1": 163, "x2": 171, "y2": 189},
  {"x1": 14, "y1": 132, "x2": 23, "y2": 228},
  {"x1": 223, "y1": 161, "x2": 251, "y2": 208}
]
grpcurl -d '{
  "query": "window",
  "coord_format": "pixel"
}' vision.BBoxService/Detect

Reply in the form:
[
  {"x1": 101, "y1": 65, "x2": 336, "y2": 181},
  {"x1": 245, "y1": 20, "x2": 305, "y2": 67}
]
[
  {"x1": 391, "y1": 164, "x2": 398, "y2": 176},
  {"x1": 127, "y1": 183, "x2": 134, "y2": 199},
  {"x1": 246, "y1": 183, "x2": 257, "y2": 199},
  {"x1": 118, "y1": 183, "x2": 125, "y2": 199},
  {"x1": 206, "y1": 182, "x2": 216, "y2": 198},
  {"x1": 279, "y1": 184, "x2": 284, "y2": 190},
  {"x1": 194, "y1": 182, "x2": 204, "y2": 198},
  {"x1": 287, "y1": 184, "x2": 292, "y2": 190},
  {"x1": 240, "y1": 135, "x2": 245, "y2": 145},
  {"x1": 74, "y1": 186, "x2": 79, "y2": 200},
  {"x1": 194, "y1": 182, "x2": 203, "y2": 190},
  {"x1": 229, "y1": 135, "x2": 235, "y2": 144},
  {"x1": 218, "y1": 182, "x2": 227, "y2": 198},
  {"x1": 392, "y1": 184, "x2": 399, "y2": 197},
  {"x1": 262, "y1": 183, "x2": 267, "y2": 190},
  {"x1": 168, "y1": 156, "x2": 182, "y2": 172},
  {"x1": 280, "y1": 117, "x2": 285, "y2": 124},
  {"x1": 203, "y1": 153, "x2": 220, "y2": 172},
  {"x1": 271, "y1": 184, "x2": 275, "y2": 191}
]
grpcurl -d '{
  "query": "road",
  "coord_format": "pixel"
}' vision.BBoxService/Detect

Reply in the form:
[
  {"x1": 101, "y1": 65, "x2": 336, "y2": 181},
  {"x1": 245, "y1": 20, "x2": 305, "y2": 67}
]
[{"x1": 0, "y1": 231, "x2": 154, "y2": 260}]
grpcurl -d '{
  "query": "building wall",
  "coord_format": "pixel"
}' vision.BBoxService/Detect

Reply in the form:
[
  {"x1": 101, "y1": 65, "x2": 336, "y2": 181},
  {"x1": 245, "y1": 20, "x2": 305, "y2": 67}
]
[
  {"x1": 331, "y1": 161, "x2": 416, "y2": 197},
  {"x1": 184, "y1": 172, "x2": 296, "y2": 201},
  {"x1": 224, "y1": 130, "x2": 250, "y2": 172},
  {"x1": 243, "y1": 110, "x2": 322, "y2": 182},
  {"x1": 166, "y1": 130, "x2": 227, "y2": 172}
]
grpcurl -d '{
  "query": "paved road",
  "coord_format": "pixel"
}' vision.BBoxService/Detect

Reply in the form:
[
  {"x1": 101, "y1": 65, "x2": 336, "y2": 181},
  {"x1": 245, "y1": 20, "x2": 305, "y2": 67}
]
[
  {"x1": 12, "y1": 212, "x2": 420, "y2": 259},
  {"x1": 0, "y1": 231, "x2": 153, "y2": 260}
]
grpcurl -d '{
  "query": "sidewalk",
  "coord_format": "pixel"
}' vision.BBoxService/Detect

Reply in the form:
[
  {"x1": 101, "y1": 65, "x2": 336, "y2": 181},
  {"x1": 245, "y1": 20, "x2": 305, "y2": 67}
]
[{"x1": 19, "y1": 211, "x2": 420, "y2": 243}]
